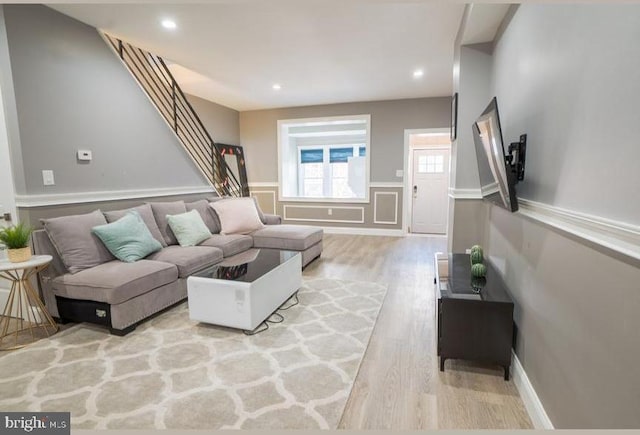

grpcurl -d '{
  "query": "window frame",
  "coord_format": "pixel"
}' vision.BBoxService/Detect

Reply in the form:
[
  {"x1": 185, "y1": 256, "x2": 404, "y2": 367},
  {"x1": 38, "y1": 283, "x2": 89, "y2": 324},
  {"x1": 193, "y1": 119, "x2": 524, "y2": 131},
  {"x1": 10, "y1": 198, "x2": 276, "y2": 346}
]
[{"x1": 277, "y1": 114, "x2": 371, "y2": 203}]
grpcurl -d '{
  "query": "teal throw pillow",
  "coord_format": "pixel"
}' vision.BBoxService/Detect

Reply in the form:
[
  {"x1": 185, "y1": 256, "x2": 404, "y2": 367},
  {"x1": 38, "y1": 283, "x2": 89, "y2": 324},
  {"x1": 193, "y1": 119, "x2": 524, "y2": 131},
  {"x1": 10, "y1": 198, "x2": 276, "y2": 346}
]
[
  {"x1": 92, "y1": 210, "x2": 163, "y2": 262},
  {"x1": 166, "y1": 209, "x2": 212, "y2": 247}
]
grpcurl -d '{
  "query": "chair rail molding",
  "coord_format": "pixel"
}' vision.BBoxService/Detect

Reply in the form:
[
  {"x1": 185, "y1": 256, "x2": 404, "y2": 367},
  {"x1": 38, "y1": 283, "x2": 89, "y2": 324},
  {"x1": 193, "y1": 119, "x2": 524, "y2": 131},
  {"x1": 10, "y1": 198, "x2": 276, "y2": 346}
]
[
  {"x1": 517, "y1": 198, "x2": 640, "y2": 262},
  {"x1": 448, "y1": 188, "x2": 482, "y2": 199},
  {"x1": 14, "y1": 186, "x2": 214, "y2": 208}
]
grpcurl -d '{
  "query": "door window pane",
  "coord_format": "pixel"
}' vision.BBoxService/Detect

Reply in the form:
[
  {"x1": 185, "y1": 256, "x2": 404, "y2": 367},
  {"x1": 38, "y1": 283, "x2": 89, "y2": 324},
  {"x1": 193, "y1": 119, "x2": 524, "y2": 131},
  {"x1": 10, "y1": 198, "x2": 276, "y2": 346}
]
[{"x1": 418, "y1": 155, "x2": 428, "y2": 173}]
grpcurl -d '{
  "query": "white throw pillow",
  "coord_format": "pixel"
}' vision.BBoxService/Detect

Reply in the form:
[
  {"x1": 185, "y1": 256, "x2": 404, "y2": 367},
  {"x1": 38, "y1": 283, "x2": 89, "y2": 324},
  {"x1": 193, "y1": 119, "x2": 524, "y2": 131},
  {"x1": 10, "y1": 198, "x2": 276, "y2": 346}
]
[{"x1": 209, "y1": 197, "x2": 265, "y2": 235}]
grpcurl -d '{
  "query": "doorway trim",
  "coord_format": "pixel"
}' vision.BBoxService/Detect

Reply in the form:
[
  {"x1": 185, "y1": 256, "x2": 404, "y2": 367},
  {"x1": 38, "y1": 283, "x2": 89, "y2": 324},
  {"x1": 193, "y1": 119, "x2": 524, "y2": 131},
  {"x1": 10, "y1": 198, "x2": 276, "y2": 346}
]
[{"x1": 402, "y1": 128, "x2": 451, "y2": 235}]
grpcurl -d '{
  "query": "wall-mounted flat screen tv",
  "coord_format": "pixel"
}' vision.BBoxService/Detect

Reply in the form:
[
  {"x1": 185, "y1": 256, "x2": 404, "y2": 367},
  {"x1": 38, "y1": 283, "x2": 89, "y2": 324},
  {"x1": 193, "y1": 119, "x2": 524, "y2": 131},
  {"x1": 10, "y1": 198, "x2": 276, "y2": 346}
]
[{"x1": 472, "y1": 97, "x2": 525, "y2": 212}]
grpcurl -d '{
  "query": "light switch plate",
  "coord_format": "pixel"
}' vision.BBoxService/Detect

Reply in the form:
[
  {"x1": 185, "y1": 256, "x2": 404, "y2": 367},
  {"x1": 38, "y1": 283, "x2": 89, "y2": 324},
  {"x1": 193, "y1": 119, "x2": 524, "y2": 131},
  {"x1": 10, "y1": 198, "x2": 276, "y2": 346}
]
[
  {"x1": 395, "y1": 169, "x2": 404, "y2": 177},
  {"x1": 42, "y1": 170, "x2": 55, "y2": 186},
  {"x1": 77, "y1": 150, "x2": 92, "y2": 161}
]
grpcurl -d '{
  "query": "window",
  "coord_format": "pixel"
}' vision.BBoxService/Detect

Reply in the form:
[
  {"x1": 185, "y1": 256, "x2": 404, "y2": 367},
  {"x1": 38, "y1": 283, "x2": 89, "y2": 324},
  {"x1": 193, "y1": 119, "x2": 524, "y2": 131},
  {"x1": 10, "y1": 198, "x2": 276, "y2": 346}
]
[
  {"x1": 418, "y1": 155, "x2": 445, "y2": 173},
  {"x1": 278, "y1": 115, "x2": 370, "y2": 202},
  {"x1": 298, "y1": 145, "x2": 365, "y2": 198}
]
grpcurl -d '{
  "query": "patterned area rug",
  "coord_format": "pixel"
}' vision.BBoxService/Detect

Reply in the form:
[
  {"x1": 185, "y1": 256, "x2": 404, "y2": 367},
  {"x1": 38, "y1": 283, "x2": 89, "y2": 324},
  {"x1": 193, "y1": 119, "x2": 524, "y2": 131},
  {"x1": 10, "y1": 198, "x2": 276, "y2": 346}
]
[{"x1": 0, "y1": 278, "x2": 387, "y2": 429}]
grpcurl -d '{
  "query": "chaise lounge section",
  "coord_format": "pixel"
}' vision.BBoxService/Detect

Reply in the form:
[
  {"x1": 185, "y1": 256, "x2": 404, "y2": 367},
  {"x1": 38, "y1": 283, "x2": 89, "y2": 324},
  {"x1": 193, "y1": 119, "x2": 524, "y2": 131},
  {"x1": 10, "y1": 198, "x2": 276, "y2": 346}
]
[{"x1": 33, "y1": 196, "x2": 323, "y2": 335}]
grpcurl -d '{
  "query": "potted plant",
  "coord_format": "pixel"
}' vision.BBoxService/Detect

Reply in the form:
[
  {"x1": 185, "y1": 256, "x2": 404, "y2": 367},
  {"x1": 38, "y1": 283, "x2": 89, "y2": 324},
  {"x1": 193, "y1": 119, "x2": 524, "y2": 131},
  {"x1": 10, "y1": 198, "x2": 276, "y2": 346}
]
[{"x1": 0, "y1": 222, "x2": 33, "y2": 263}]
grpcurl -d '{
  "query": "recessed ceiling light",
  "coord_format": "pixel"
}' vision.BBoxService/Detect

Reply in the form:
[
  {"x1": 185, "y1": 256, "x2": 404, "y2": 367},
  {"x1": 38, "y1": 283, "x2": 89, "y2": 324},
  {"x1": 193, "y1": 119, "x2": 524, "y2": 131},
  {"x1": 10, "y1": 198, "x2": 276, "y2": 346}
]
[
  {"x1": 272, "y1": 84, "x2": 282, "y2": 90},
  {"x1": 161, "y1": 19, "x2": 177, "y2": 30},
  {"x1": 413, "y1": 69, "x2": 424, "y2": 78}
]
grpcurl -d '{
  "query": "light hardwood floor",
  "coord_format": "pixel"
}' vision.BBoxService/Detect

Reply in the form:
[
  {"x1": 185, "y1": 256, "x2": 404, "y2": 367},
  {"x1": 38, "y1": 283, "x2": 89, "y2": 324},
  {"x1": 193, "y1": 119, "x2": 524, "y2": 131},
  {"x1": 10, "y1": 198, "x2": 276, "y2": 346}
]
[{"x1": 304, "y1": 234, "x2": 533, "y2": 430}]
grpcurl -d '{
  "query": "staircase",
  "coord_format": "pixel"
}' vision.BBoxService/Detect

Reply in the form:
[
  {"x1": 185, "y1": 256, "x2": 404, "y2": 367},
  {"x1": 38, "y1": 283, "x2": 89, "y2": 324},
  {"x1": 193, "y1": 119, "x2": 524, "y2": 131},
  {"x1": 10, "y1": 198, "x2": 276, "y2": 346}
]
[{"x1": 103, "y1": 33, "x2": 244, "y2": 197}]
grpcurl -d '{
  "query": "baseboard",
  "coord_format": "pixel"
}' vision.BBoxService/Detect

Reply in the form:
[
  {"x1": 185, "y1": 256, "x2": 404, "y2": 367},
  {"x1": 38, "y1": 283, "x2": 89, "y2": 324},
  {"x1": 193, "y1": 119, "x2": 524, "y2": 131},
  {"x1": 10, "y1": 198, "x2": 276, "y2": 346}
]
[
  {"x1": 320, "y1": 226, "x2": 404, "y2": 237},
  {"x1": 511, "y1": 350, "x2": 554, "y2": 429}
]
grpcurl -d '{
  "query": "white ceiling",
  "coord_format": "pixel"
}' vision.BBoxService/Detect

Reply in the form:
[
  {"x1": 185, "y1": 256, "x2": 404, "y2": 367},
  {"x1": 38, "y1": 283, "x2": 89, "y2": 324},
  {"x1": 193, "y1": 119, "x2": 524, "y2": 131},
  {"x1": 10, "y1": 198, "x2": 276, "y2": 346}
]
[{"x1": 49, "y1": 2, "x2": 466, "y2": 111}]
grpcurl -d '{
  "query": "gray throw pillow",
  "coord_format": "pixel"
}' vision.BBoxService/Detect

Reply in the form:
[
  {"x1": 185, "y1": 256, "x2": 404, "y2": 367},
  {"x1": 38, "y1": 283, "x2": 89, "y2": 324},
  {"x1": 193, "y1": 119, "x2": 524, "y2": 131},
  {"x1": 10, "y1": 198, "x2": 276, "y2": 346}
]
[
  {"x1": 42, "y1": 210, "x2": 115, "y2": 274},
  {"x1": 148, "y1": 201, "x2": 187, "y2": 245},
  {"x1": 103, "y1": 203, "x2": 167, "y2": 247},
  {"x1": 185, "y1": 200, "x2": 220, "y2": 234}
]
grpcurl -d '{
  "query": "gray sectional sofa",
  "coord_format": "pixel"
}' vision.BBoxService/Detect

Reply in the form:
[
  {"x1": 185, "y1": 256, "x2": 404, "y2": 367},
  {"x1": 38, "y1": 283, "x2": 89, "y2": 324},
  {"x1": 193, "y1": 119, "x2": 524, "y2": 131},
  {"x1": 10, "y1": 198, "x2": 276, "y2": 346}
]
[{"x1": 33, "y1": 197, "x2": 323, "y2": 335}]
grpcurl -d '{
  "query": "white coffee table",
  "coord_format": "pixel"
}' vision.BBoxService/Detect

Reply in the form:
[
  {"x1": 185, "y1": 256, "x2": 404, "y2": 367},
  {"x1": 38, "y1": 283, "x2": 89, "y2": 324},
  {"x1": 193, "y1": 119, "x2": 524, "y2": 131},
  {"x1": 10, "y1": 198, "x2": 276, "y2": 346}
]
[{"x1": 187, "y1": 249, "x2": 301, "y2": 331}]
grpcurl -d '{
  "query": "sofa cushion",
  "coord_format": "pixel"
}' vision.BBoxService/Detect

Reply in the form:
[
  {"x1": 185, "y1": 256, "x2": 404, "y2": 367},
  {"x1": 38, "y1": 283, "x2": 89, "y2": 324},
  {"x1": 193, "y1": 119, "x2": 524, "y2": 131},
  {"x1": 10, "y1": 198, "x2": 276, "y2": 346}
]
[
  {"x1": 149, "y1": 201, "x2": 187, "y2": 245},
  {"x1": 92, "y1": 211, "x2": 163, "y2": 263},
  {"x1": 251, "y1": 197, "x2": 267, "y2": 224},
  {"x1": 251, "y1": 225, "x2": 323, "y2": 251},
  {"x1": 146, "y1": 245, "x2": 222, "y2": 277},
  {"x1": 199, "y1": 234, "x2": 253, "y2": 257},
  {"x1": 42, "y1": 210, "x2": 115, "y2": 274},
  {"x1": 167, "y1": 209, "x2": 212, "y2": 247},
  {"x1": 104, "y1": 203, "x2": 167, "y2": 247},
  {"x1": 207, "y1": 196, "x2": 228, "y2": 231},
  {"x1": 186, "y1": 199, "x2": 220, "y2": 234},
  {"x1": 51, "y1": 260, "x2": 178, "y2": 305},
  {"x1": 210, "y1": 197, "x2": 265, "y2": 235}
]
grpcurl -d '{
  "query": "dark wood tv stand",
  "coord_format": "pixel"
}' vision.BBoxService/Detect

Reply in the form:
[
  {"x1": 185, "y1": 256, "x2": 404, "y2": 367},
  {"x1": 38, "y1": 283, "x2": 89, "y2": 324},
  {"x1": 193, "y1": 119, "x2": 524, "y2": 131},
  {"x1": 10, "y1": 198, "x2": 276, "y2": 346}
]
[{"x1": 434, "y1": 253, "x2": 514, "y2": 380}]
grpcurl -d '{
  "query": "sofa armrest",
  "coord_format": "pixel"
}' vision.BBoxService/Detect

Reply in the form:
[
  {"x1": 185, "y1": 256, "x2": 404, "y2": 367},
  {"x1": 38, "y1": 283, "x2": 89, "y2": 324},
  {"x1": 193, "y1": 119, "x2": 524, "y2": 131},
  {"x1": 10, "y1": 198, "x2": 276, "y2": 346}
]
[{"x1": 264, "y1": 214, "x2": 282, "y2": 225}]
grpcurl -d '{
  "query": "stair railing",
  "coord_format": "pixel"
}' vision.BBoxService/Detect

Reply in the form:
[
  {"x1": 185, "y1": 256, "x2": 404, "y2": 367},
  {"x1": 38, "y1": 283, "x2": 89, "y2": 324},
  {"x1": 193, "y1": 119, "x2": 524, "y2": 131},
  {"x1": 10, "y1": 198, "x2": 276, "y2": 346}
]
[{"x1": 103, "y1": 33, "x2": 244, "y2": 197}]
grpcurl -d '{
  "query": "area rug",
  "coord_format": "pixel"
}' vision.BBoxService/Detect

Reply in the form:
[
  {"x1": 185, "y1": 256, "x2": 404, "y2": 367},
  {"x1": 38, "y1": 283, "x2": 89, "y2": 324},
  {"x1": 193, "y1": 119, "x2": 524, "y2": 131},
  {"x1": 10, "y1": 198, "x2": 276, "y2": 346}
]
[{"x1": 0, "y1": 278, "x2": 387, "y2": 429}]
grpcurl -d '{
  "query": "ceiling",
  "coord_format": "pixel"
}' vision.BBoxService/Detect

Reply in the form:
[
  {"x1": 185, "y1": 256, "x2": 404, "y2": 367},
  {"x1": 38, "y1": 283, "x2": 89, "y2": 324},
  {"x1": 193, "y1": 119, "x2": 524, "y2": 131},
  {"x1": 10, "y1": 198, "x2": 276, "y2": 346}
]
[{"x1": 49, "y1": 2, "x2": 466, "y2": 111}]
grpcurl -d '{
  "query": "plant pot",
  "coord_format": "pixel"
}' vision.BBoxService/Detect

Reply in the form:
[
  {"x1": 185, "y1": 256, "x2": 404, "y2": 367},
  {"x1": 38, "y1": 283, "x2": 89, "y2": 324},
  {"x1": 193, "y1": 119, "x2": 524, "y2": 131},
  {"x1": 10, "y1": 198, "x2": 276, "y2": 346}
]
[{"x1": 7, "y1": 247, "x2": 31, "y2": 263}]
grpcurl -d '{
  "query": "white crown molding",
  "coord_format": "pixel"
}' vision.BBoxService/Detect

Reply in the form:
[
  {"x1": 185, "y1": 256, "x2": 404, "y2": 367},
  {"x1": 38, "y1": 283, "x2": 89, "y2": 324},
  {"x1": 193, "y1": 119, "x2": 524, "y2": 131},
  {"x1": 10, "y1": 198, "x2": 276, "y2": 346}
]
[
  {"x1": 512, "y1": 351, "x2": 554, "y2": 429},
  {"x1": 517, "y1": 198, "x2": 640, "y2": 262},
  {"x1": 14, "y1": 186, "x2": 215, "y2": 208},
  {"x1": 448, "y1": 188, "x2": 482, "y2": 199},
  {"x1": 319, "y1": 226, "x2": 404, "y2": 237}
]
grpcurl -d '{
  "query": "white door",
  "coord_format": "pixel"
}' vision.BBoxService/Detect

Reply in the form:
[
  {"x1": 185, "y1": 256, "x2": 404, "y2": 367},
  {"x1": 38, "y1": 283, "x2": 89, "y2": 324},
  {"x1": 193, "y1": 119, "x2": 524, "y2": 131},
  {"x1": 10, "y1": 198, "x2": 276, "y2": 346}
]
[{"x1": 411, "y1": 148, "x2": 449, "y2": 234}]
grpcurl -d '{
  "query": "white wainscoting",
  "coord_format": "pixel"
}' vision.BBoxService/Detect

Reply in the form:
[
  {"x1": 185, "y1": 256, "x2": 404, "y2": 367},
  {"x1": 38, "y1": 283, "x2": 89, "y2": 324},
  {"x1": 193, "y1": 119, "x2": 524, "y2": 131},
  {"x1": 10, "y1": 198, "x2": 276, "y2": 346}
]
[
  {"x1": 373, "y1": 191, "x2": 398, "y2": 225},
  {"x1": 283, "y1": 205, "x2": 365, "y2": 224}
]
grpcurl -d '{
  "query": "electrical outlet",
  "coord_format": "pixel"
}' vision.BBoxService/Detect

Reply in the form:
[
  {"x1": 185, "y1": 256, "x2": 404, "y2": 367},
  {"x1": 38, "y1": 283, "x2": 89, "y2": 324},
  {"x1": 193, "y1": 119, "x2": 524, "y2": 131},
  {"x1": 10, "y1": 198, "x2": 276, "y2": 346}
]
[
  {"x1": 328, "y1": 208, "x2": 333, "y2": 216},
  {"x1": 465, "y1": 248, "x2": 472, "y2": 254},
  {"x1": 396, "y1": 169, "x2": 404, "y2": 177},
  {"x1": 42, "y1": 170, "x2": 55, "y2": 186}
]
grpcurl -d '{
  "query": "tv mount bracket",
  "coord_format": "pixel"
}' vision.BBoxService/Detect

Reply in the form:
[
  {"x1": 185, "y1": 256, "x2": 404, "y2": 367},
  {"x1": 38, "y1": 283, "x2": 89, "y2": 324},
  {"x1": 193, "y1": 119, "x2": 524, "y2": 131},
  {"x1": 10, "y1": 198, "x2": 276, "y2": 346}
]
[{"x1": 505, "y1": 134, "x2": 527, "y2": 183}]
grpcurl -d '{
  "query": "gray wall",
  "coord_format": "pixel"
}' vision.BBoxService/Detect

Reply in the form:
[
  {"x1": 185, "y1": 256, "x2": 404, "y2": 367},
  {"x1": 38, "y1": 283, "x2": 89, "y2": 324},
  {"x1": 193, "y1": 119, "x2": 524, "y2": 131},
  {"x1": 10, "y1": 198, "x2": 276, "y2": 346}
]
[
  {"x1": 455, "y1": 43, "x2": 492, "y2": 190},
  {"x1": 186, "y1": 93, "x2": 240, "y2": 146},
  {"x1": 492, "y1": 4, "x2": 640, "y2": 225},
  {"x1": 477, "y1": 4, "x2": 640, "y2": 428},
  {"x1": 240, "y1": 97, "x2": 450, "y2": 183},
  {"x1": 2, "y1": 5, "x2": 209, "y2": 196},
  {"x1": 448, "y1": 42, "x2": 494, "y2": 252},
  {"x1": 0, "y1": 6, "x2": 25, "y2": 194}
]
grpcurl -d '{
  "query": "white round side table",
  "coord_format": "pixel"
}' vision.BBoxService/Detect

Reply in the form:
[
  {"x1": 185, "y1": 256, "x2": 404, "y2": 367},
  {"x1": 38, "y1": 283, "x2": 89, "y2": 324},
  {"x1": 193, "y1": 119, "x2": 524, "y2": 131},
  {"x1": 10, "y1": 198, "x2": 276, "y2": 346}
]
[{"x1": 0, "y1": 255, "x2": 59, "y2": 350}]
